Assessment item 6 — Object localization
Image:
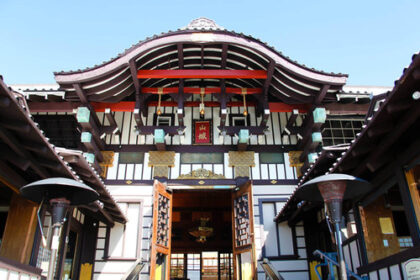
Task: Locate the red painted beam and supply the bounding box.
[141,87,262,94]
[137,70,267,79]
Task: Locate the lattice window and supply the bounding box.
[322,116,364,146]
[234,194,251,247]
[156,194,170,247]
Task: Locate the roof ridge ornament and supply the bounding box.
[183,17,225,31]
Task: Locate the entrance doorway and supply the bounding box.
[170,189,233,280]
[150,180,256,280]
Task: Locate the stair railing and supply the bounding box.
[313,250,367,280]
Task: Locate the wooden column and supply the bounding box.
[0,193,38,264]
[396,167,420,246]
[405,167,420,227]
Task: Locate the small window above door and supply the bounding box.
[154,113,174,126]
[229,114,250,127]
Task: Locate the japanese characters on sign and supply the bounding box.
[194,121,211,144]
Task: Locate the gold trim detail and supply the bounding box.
[228,151,255,167]
[177,168,225,179]
[148,151,175,167]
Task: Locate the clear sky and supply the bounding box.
[1,0,419,86]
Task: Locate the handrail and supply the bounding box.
[121,259,145,280]
[259,258,285,280]
[313,250,367,280]
[0,256,43,280]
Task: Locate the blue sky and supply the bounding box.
[1,0,419,86]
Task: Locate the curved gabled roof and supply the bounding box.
[54,18,348,104]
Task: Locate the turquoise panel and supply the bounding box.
[77,107,90,123]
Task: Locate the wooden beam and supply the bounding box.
[37,157,63,171]
[396,167,420,246]
[386,100,412,114]
[0,96,11,108]
[221,44,228,69]
[83,136,104,162]
[262,60,275,101]
[78,113,105,150]
[177,79,185,127]
[0,119,31,133]
[324,103,369,115]
[137,69,267,79]
[0,144,31,171]
[367,123,393,138]
[0,126,50,178]
[354,104,420,176]
[315,84,330,105]
[141,87,262,94]
[219,80,227,128]
[282,109,299,136]
[73,83,102,127]
[0,160,27,190]
[21,141,48,154]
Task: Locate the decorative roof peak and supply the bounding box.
[183,17,225,31]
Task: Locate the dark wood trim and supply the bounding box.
[0,255,42,276]
[352,205,369,266]
[357,245,420,274]
[396,167,420,246]
[103,179,299,186]
[105,144,296,153]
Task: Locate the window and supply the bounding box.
[260,200,296,258]
[170,254,185,279]
[180,153,224,164]
[154,113,174,126]
[259,153,285,164]
[229,114,250,127]
[322,116,364,146]
[119,152,144,164]
[106,201,142,259]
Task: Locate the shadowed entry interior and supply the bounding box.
[170,189,233,280]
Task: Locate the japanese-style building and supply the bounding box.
[0,18,418,280]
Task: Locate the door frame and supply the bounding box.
[150,180,173,280]
[231,181,256,280]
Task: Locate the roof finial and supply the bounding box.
[183,17,225,31]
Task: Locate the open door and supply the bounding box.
[150,180,173,280]
[232,181,256,280]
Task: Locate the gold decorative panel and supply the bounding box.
[288,151,303,177]
[228,151,255,167]
[148,151,175,167]
[235,166,250,178]
[153,166,169,178]
[101,151,115,167]
[288,151,303,166]
[177,168,225,179]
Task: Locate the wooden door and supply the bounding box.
[150,180,173,280]
[232,181,256,280]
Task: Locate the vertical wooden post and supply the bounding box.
[396,167,420,246]
[353,204,369,266]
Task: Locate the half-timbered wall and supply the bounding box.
[105,152,297,181]
[96,107,302,146]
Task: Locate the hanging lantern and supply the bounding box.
[200,88,205,115]
[157,88,163,115]
[242,88,248,116]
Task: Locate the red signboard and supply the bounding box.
[194,121,211,144]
